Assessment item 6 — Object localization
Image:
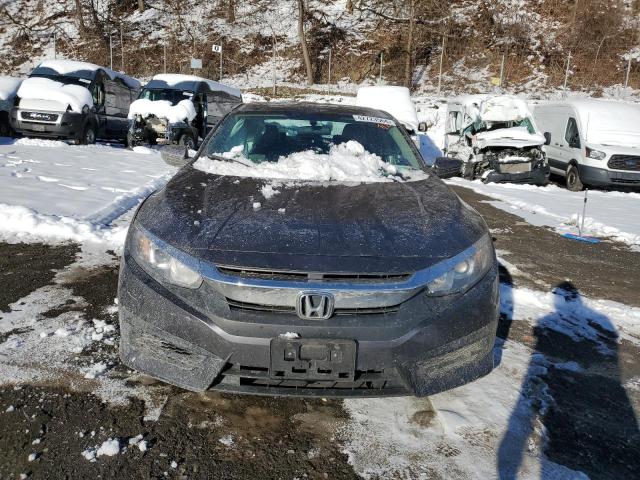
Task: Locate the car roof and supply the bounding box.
[233,102,397,120]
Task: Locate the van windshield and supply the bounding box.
[29,73,91,88]
[138,88,193,105]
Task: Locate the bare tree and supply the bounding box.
[227,0,236,23]
[404,0,416,88]
[74,0,85,35]
[297,0,314,85]
[138,0,145,13]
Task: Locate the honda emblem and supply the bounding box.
[296,292,335,320]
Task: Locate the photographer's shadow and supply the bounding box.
[497,281,640,479]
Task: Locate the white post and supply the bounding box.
[272,30,277,96]
[219,47,223,81]
[437,34,445,94]
[109,34,113,70]
[163,43,166,74]
[379,52,383,83]
[625,57,631,88]
[120,23,124,71]
[563,51,571,95]
[53,32,57,59]
[499,53,505,87]
[328,48,332,85]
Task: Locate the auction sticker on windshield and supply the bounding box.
[352,115,395,126]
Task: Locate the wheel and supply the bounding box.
[80,124,96,145]
[566,164,583,191]
[178,133,196,150]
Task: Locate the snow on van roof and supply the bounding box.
[449,95,531,122]
[0,76,22,101]
[34,59,141,90]
[146,74,241,97]
[537,98,640,147]
[355,86,419,131]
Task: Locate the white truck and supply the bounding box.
[444,95,549,185]
[533,99,640,190]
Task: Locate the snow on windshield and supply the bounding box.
[17,77,93,113]
[128,98,196,123]
[193,140,427,183]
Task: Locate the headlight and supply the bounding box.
[426,234,494,296]
[586,147,606,160]
[130,227,203,289]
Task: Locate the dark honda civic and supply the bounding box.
[118,102,499,397]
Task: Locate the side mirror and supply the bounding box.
[433,156,463,179]
[418,122,428,132]
[161,144,189,167]
[543,132,551,146]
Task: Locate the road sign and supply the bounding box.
[191,58,202,69]
[212,44,222,53]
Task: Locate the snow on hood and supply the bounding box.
[147,74,241,98]
[17,77,93,113]
[475,126,545,149]
[128,98,196,123]
[193,141,427,183]
[479,96,530,122]
[34,59,141,90]
[0,76,22,101]
[355,86,419,132]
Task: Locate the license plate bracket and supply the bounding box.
[270,338,356,381]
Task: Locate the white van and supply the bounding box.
[533,99,640,190]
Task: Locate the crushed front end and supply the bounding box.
[469,146,549,185]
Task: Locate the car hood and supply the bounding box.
[474,126,545,149]
[135,166,488,274]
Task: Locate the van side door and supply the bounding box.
[103,78,131,141]
[536,107,573,175]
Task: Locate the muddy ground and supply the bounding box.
[0,185,639,479]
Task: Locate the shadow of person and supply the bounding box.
[497,281,640,479]
[494,265,514,367]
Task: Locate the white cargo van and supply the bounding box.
[533,99,640,190]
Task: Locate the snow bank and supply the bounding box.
[356,86,419,132]
[128,98,196,123]
[17,77,93,113]
[0,76,22,101]
[147,73,241,97]
[446,178,640,250]
[194,141,427,183]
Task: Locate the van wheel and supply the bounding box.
[178,134,196,150]
[566,164,583,191]
[81,125,96,145]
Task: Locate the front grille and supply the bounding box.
[21,111,59,123]
[217,265,412,284]
[499,162,532,174]
[608,155,640,171]
[214,364,408,395]
[226,298,401,316]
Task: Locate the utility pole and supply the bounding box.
[271,29,277,96]
[499,53,505,88]
[563,51,571,95]
[437,34,445,94]
[379,52,383,83]
[328,48,332,85]
[109,34,113,70]
[163,43,167,74]
[219,43,223,81]
[53,32,57,59]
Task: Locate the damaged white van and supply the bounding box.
[127,74,242,149]
[533,99,640,190]
[444,95,549,185]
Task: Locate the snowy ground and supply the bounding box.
[0,98,639,478]
[0,138,175,246]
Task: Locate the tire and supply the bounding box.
[566,164,583,191]
[178,133,196,150]
[80,124,96,145]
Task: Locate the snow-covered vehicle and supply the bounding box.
[444,95,549,185]
[0,76,22,137]
[534,99,640,191]
[10,60,141,144]
[127,74,242,150]
[355,86,442,164]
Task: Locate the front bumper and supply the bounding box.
[10,108,85,140]
[118,255,499,397]
[485,164,549,185]
[579,164,640,188]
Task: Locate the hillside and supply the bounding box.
[1,0,640,95]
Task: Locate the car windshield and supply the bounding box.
[204,112,423,168]
[138,88,193,105]
[29,73,90,88]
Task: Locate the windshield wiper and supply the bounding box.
[207,153,252,168]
